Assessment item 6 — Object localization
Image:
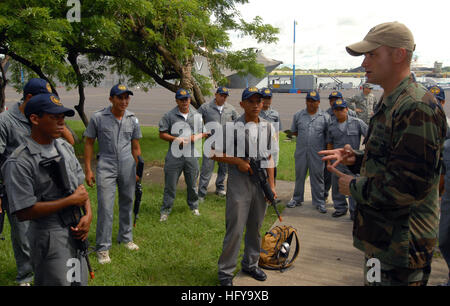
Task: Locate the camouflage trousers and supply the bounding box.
[364,257,431,286]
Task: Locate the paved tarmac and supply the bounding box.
[5,85,450,130]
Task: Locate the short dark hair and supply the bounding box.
[26,111,45,123]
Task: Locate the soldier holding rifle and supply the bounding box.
[1,93,92,286]
[210,87,277,286]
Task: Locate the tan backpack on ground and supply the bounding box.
[259,225,300,271]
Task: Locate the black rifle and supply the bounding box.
[133,156,144,227]
[248,158,282,222]
[0,184,5,241]
[39,156,94,281]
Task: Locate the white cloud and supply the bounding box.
[229,0,450,69]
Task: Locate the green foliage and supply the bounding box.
[225,48,267,78]
[0,0,279,103]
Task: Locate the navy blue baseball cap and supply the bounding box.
[306,90,320,101]
[241,87,262,101]
[428,85,445,101]
[25,93,75,118]
[110,84,134,97]
[176,88,191,100]
[260,87,273,98]
[23,78,53,97]
[332,99,348,109]
[216,86,230,96]
[328,91,343,99]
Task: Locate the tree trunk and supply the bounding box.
[67,50,89,127]
[179,60,205,109]
[0,56,8,112]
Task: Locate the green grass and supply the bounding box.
[0,184,282,286]
[0,119,287,286]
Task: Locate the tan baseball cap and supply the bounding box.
[346,21,415,56]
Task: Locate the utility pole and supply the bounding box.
[290,20,299,93]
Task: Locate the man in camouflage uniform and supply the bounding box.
[319,21,447,286]
[347,83,378,125]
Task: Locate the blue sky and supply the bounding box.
[229,0,449,69]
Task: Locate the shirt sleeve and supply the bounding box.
[359,120,369,137]
[232,109,238,121]
[290,113,299,134]
[0,119,8,156]
[132,117,143,139]
[159,114,170,133]
[2,159,37,214]
[275,112,282,131]
[83,116,98,139]
[326,123,333,144]
[198,105,206,118]
[347,96,357,111]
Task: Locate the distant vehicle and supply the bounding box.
[268,74,317,93]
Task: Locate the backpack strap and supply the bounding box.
[281,229,300,270]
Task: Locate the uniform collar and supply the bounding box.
[24,136,55,156]
[303,108,324,117]
[103,105,132,118]
[212,100,228,110]
[10,102,30,124]
[382,75,412,109]
[172,106,195,119]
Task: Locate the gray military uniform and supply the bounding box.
[260,107,282,132]
[217,115,272,282]
[347,92,378,125]
[291,108,331,208]
[326,116,368,213]
[159,106,204,215]
[1,137,88,286]
[84,106,142,251]
[324,107,357,199]
[0,102,33,284]
[197,100,238,198]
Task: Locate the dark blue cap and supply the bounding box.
[306,90,320,101]
[260,87,273,98]
[216,86,230,96]
[428,85,445,101]
[23,78,53,97]
[175,88,191,99]
[241,87,262,101]
[110,84,134,97]
[25,93,75,118]
[328,91,343,99]
[332,99,348,109]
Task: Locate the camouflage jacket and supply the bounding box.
[349,75,447,269]
[347,92,378,125]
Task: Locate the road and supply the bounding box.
[4,86,450,130]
